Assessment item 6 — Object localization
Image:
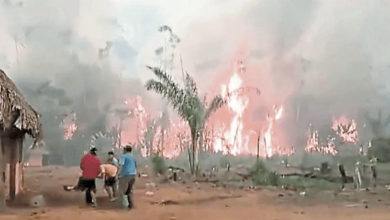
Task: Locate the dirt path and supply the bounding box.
[1,166,390,220]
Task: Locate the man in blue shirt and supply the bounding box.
[118,145,137,209]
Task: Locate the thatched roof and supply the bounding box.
[0,69,42,139]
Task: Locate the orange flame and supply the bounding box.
[332,116,358,143]
[305,129,338,155]
[220,64,250,155]
[61,112,77,140]
[260,105,291,157]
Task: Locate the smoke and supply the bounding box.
[164,0,390,147]
[1,0,390,159]
[0,0,147,163]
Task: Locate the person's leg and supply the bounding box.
[90,189,97,207]
[91,180,97,206]
[104,185,112,199]
[112,178,117,198]
[126,177,136,209]
[85,179,97,206]
[104,179,113,199]
[118,177,128,207]
[86,188,92,204]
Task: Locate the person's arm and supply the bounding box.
[80,157,84,171]
[97,159,102,177]
[117,156,125,178]
[98,165,105,179]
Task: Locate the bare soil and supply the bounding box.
[1,166,390,220]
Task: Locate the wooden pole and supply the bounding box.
[9,140,16,201]
[0,135,6,209]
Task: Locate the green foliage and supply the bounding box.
[366,110,390,138]
[151,155,167,175]
[145,66,225,133]
[279,176,336,190]
[145,66,225,174]
[251,161,279,186]
[369,137,390,162]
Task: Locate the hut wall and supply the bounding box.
[0,135,23,200]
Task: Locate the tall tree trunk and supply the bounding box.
[195,131,204,176]
[190,129,197,175]
[187,146,192,174]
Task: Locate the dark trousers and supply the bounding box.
[77,178,96,204]
[118,175,136,208]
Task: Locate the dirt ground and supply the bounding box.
[1,166,390,220]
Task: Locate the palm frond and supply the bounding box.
[146,66,180,90]
[145,80,184,110]
[184,73,198,97]
[205,95,225,120]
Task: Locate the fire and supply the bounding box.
[305,128,338,155]
[220,61,250,155]
[122,96,187,159]
[260,105,293,157]
[332,116,358,143]
[212,61,293,157]
[60,112,78,140]
[305,129,319,152]
[156,119,188,159]
[263,106,282,157]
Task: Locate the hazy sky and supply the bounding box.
[1,0,390,141]
[1,1,389,85]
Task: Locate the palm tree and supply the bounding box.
[145,66,225,175]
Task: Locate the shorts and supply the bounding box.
[104,177,117,187]
[77,177,96,191]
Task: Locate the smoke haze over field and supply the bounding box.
[1,0,390,158]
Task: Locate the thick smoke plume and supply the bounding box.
[1,0,390,161]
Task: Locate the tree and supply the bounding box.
[145,67,224,175]
[366,110,390,138]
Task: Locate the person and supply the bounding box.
[78,147,101,207]
[107,151,119,167]
[100,163,118,201]
[118,145,137,209]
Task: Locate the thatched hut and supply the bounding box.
[0,69,42,202]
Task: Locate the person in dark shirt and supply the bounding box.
[78,147,101,207]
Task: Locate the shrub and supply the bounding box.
[369,138,390,162]
[151,155,167,175]
[251,160,279,186]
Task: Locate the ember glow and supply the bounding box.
[332,116,359,143]
[60,112,78,140]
